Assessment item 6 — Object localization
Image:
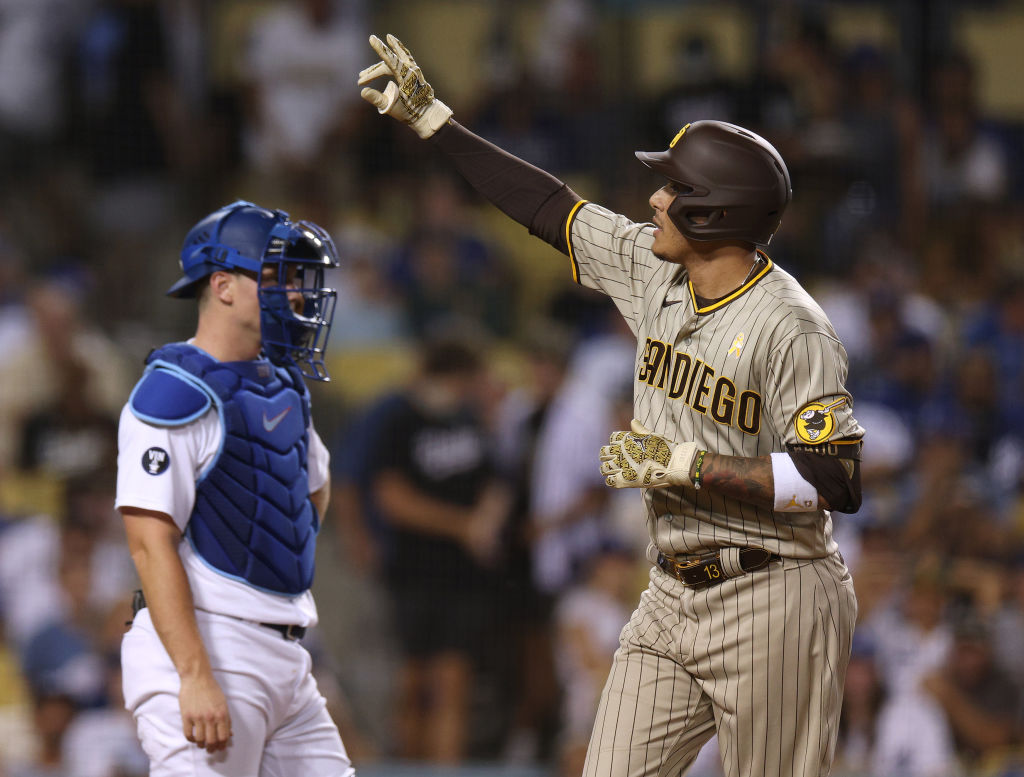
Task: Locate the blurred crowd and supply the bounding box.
[1,0,1024,775]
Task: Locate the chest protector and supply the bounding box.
[131,343,317,595]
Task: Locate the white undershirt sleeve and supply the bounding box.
[770,451,819,513]
[114,405,220,531]
[307,425,330,494]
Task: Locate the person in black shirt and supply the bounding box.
[367,337,509,763]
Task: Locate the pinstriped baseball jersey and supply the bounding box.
[584,554,857,777]
[566,202,864,561]
[566,199,859,777]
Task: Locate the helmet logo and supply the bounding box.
[669,123,691,149]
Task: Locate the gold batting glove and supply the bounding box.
[599,419,699,489]
[357,33,453,139]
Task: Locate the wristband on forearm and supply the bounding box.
[770,451,818,512]
[692,450,707,490]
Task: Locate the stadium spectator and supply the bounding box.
[388,173,518,338]
[863,561,958,777]
[922,616,1024,772]
[990,565,1024,722]
[366,336,509,763]
[921,51,1011,211]
[0,272,130,473]
[528,327,634,597]
[17,357,118,480]
[834,634,886,776]
[552,539,637,777]
[71,0,188,233]
[243,0,367,178]
[8,690,77,777]
[491,325,574,764]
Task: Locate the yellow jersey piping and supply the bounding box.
[565,199,589,284]
[689,250,774,314]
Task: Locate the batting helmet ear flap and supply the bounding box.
[667,201,729,233]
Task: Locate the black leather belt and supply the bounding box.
[656,548,780,589]
[130,590,306,640]
[261,622,306,640]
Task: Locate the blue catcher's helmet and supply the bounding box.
[168,200,339,381]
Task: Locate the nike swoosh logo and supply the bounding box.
[662,299,684,307]
[262,407,292,432]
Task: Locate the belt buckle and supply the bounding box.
[670,554,706,572]
[664,553,712,586]
[283,624,303,640]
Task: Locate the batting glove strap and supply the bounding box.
[358,34,453,139]
[599,426,699,489]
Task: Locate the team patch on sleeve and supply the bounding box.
[142,447,171,475]
[794,398,846,444]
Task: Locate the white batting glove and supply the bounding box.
[357,33,453,139]
[599,419,700,489]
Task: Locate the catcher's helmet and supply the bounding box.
[168,200,339,381]
[635,120,792,246]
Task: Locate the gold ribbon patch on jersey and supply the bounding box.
[727,332,745,357]
[794,398,846,444]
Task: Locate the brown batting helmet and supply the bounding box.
[635,120,792,246]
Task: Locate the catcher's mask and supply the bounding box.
[635,120,792,246]
[168,200,339,381]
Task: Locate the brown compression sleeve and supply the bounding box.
[788,451,862,514]
[430,121,582,255]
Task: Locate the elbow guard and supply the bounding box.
[787,448,863,514]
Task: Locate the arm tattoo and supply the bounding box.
[698,453,775,510]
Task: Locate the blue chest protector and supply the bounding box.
[129,343,317,595]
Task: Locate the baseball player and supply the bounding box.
[359,35,864,777]
[115,201,355,776]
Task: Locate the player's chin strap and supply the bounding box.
[358,33,453,139]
